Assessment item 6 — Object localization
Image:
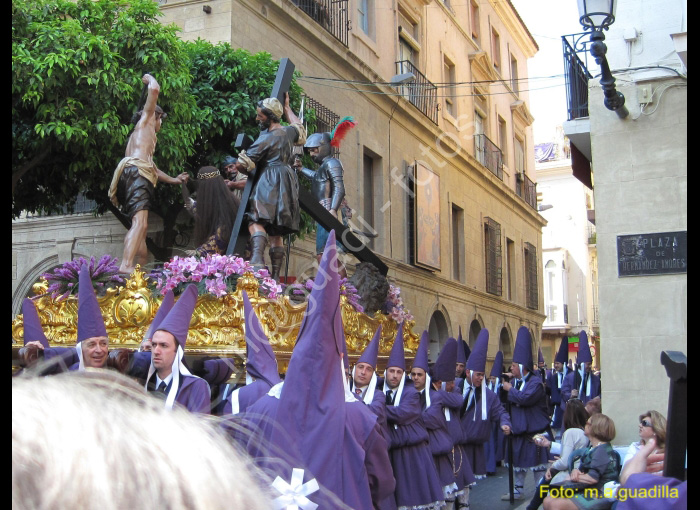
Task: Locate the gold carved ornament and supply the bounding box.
[12,267,419,373]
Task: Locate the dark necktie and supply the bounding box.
[516,379,523,390]
[386,389,394,405]
[420,390,427,410]
[158,381,167,394]
[460,387,472,417]
[355,388,362,396]
[582,372,589,396]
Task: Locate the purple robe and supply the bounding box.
[505,373,550,471]
[223,380,272,415]
[561,369,601,405]
[422,389,459,497]
[355,388,390,443]
[148,373,211,414]
[616,473,687,510]
[244,393,396,509]
[547,368,569,429]
[459,385,511,477]
[386,384,444,508]
[443,385,476,490]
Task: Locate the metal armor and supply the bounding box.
[304,132,332,164]
[298,156,345,212]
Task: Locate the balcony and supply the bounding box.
[516,172,537,210]
[587,225,597,245]
[395,60,439,124]
[562,33,593,121]
[290,0,349,46]
[474,134,503,180]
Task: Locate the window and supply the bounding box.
[484,217,502,295]
[510,54,519,95]
[452,205,465,282]
[358,0,369,35]
[506,238,514,300]
[491,28,501,69]
[405,163,415,264]
[545,260,557,322]
[398,8,419,45]
[470,0,480,42]
[515,136,525,175]
[498,116,508,162]
[524,242,538,309]
[474,110,485,165]
[444,57,456,117]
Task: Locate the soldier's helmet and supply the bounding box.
[304,132,332,164]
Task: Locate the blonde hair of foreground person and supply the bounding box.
[12,370,272,510]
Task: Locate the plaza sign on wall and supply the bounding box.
[617,231,687,277]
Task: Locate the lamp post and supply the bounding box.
[577,0,629,119]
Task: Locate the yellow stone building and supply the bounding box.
[12,0,546,371]
[158,0,545,366]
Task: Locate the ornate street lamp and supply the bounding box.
[577,0,629,118]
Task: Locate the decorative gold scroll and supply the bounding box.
[12,267,419,372]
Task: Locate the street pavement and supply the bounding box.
[468,463,537,510]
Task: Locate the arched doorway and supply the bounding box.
[428,310,449,363]
[468,319,482,348]
[499,326,512,368]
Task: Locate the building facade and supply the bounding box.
[563,0,686,444]
[12,0,547,370]
[536,139,599,369]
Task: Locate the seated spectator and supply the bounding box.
[543,413,620,510]
[527,399,590,510]
[12,370,271,509]
[616,437,686,510]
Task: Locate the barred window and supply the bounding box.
[484,217,502,296]
[524,242,539,309]
[305,96,339,158]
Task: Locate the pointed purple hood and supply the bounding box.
[432,337,457,382]
[456,327,471,364]
[144,291,175,341]
[490,350,504,378]
[277,229,346,496]
[513,326,533,369]
[357,325,381,368]
[411,330,430,372]
[156,284,198,348]
[555,336,569,364]
[576,330,592,364]
[386,321,406,370]
[22,298,49,348]
[465,328,489,372]
[77,264,108,343]
[243,291,281,387]
[538,347,545,365]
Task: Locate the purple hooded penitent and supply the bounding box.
[145,285,210,412]
[576,330,592,364]
[142,291,175,344]
[411,331,430,372]
[387,321,406,370]
[456,327,470,365]
[22,298,49,348]
[465,328,489,373]
[490,351,504,379]
[357,325,380,368]
[538,347,545,365]
[555,336,569,364]
[77,264,108,343]
[432,337,457,382]
[274,229,348,503]
[512,326,533,369]
[243,290,281,387]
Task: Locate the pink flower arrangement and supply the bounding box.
[385,284,414,323]
[150,254,282,300]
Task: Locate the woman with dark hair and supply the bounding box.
[182,166,240,256]
[526,399,591,510]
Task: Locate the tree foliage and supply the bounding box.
[13,0,316,256]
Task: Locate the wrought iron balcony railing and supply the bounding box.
[290,0,349,46]
[395,60,439,124]
[516,172,537,211]
[562,33,594,120]
[474,134,503,180]
[587,225,597,245]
